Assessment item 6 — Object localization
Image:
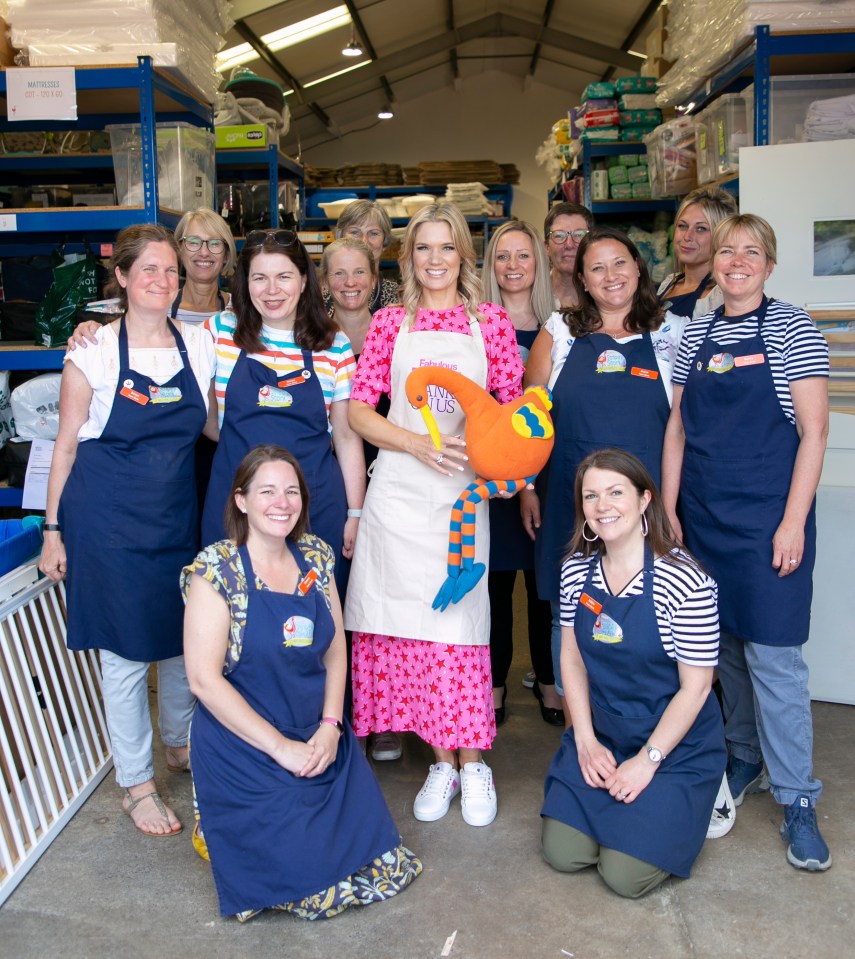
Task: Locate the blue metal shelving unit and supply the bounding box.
[0,58,214,508]
[581,142,676,214]
[685,25,855,145]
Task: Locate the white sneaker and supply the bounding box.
[706,773,736,839]
[371,731,402,761]
[460,762,497,827]
[413,762,460,822]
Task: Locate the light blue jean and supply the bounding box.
[551,600,564,697]
[100,651,195,788]
[717,632,822,806]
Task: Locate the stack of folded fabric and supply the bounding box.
[803,93,855,141]
[444,182,492,215]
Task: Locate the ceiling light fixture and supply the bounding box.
[378,105,394,119]
[342,26,363,58]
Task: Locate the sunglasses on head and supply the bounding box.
[245,229,299,248]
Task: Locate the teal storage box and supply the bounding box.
[0,518,42,577]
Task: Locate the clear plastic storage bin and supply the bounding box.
[694,93,753,184]
[743,74,855,145]
[107,122,215,212]
[643,116,697,197]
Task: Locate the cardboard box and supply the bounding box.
[215,125,268,149]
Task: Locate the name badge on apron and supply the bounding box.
[734,353,766,368]
[630,366,659,380]
[119,379,149,405]
[278,369,312,389]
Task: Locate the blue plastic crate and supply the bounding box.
[0,518,43,577]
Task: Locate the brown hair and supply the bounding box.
[230,234,336,353]
[224,444,310,546]
[712,212,777,263]
[544,201,594,238]
[334,199,393,249]
[566,448,694,571]
[105,224,179,310]
[564,226,663,337]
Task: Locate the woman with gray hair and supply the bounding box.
[332,199,400,314]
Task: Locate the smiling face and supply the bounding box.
[342,216,386,262]
[179,218,226,284]
[115,241,179,315]
[247,251,307,329]
[324,246,374,313]
[494,228,537,296]
[412,220,461,296]
[547,213,590,276]
[580,238,640,316]
[236,459,303,542]
[674,203,713,270]
[581,467,651,548]
[712,228,775,311]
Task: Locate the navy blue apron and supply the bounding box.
[659,272,712,319]
[489,327,539,571]
[679,298,816,646]
[201,348,346,558]
[535,331,670,601]
[542,548,725,877]
[60,319,206,661]
[190,541,400,917]
[170,281,226,319]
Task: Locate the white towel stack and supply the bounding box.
[444,182,492,215]
[803,93,855,141]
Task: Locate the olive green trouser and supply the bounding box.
[542,816,670,899]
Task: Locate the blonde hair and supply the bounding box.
[174,208,237,277]
[712,213,777,264]
[319,236,378,283]
[673,187,738,273]
[399,201,483,321]
[481,219,554,325]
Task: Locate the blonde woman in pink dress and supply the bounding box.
[344,202,524,828]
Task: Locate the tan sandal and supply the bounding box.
[123,790,183,837]
[165,747,191,773]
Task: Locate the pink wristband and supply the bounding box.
[320,716,344,733]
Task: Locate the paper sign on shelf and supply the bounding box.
[0,214,17,232]
[22,439,55,511]
[6,68,78,122]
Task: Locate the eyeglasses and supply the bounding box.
[548,229,589,244]
[345,226,385,243]
[181,235,225,253]
[245,229,298,247]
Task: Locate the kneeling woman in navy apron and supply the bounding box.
[542,448,725,898]
[201,232,365,586]
[40,224,217,837]
[183,445,422,921]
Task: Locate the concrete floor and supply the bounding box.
[1,630,852,958]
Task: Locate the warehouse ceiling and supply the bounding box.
[223,0,661,157]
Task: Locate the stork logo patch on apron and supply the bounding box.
[593,612,624,644]
[258,384,293,407]
[282,615,315,647]
[596,349,626,373]
[149,385,182,404]
[706,352,734,374]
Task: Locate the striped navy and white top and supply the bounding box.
[560,550,720,666]
[672,299,829,425]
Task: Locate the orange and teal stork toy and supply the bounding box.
[405,367,555,611]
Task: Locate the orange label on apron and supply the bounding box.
[734,353,766,368]
[119,385,149,405]
[630,367,659,380]
[579,592,603,615]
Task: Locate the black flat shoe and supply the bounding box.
[540,705,565,726]
[532,682,564,726]
[494,685,507,726]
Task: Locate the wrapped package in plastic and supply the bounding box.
[658,0,855,107]
[643,116,698,197]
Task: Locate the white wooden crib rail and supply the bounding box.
[0,566,112,906]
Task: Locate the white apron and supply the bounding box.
[345,312,490,645]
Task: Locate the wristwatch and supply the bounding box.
[645,744,665,764]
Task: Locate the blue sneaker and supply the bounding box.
[726,756,769,807]
[781,795,832,872]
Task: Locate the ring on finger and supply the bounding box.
[436,454,444,465]
[789,559,798,565]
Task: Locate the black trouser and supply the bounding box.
[487,568,554,689]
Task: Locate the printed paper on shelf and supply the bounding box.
[6,68,78,122]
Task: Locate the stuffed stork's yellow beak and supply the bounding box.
[419,405,443,451]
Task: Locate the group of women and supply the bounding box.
[39,184,831,920]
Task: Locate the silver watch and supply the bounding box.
[645,744,665,764]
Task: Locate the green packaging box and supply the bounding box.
[215,125,268,149]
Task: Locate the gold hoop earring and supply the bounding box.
[582,520,599,543]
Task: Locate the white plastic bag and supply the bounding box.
[10,373,62,440]
[0,371,14,448]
